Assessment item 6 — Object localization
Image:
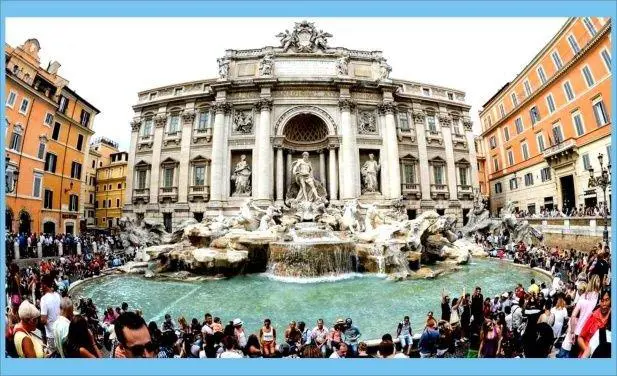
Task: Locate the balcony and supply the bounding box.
[401,183,421,199]
[132,188,150,204]
[159,186,179,203]
[430,184,449,200]
[188,185,210,202]
[543,139,576,159]
[543,139,578,168]
[457,184,473,200]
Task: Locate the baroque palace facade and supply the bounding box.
[124,22,479,231]
[478,17,611,215]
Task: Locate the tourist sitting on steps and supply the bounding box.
[396,316,413,356]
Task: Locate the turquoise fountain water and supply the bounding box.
[71,259,549,340]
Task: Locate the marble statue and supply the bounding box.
[361,154,380,194]
[250,201,282,232]
[291,152,322,203]
[217,58,230,79]
[231,155,252,196]
[339,199,362,234]
[276,29,295,51]
[379,60,392,79]
[259,53,274,76]
[313,29,332,50]
[276,21,332,53]
[336,56,349,75]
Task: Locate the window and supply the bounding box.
[536,133,545,152]
[103,200,106,208]
[433,165,445,185]
[458,166,469,186]
[583,17,597,36]
[6,91,17,107]
[537,66,547,85]
[103,185,106,191]
[140,118,153,137]
[447,92,454,100]
[44,113,54,126]
[44,190,53,209]
[194,166,205,186]
[524,173,534,186]
[489,136,497,149]
[398,113,410,131]
[116,198,120,207]
[521,142,530,160]
[494,182,503,194]
[80,110,91,127]
[452,118,463,135]
[58,95,68,114]
[582,153,591,170]
[168,114,180,133]
[71,162,82,180]
[571,110,585,136]
[164,167,174,187]
[509,178,518,190]
[515,117,524,134]
[44,153,57,173]
[601,48,611,72]
[563,81,575,102]
[197,111,209,130]
[76,134,84,151]
[9,130,22,152]
[541,167,552,182]
[118,183,122,189]
[492,157,499,172]
[546,94,556,114]
[507,149,514,166]
[19,98,30,114]
[108,199,111,208]
[33,173,42,198]
[503,126,510,141]
[567,34,581,54]
[592,98,609,127]
[524,80,532,96]
[37,142,46,159]
[136,170,147,189]
[89,193,93,204]
[52,122,61,140]
[552,123,564,144]
[422,88,431,96]
[582,66,595,87]
[551,51,563,70]
[403,164,416,184]
[426,115,437,132]
[69,195,79,212]
[529,107,540,125]
[499,103,505,118]
[511,92,518,107]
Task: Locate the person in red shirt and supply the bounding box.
[515,284,525,300]
[578,289,611,358]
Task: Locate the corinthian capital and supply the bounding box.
[462,117,473,131]
[154,114,167,127]
[338,98,355,111]
[212,101,231,114]
[182,109,196,123]
[378,102,397,115]
[255,98,273,111]
[130,118,142,132]
[438,114,452,126]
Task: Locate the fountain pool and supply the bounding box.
[71,259,549,340]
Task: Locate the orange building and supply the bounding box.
[5,38,99,235]
[478,17,611,215]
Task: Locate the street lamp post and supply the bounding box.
[587,153,611,247]
[5,155,19,193]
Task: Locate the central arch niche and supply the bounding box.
[282,113,329,151]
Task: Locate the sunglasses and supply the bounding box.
[125,341,157,357]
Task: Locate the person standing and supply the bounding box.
[52,297,74,358]
[13,301,45,358]
[40,274,61,354]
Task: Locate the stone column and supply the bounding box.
[339,99,359,200]
[178,109,196,203]
[275,147,284,202]
[413,111,432,202]
[440,115,458,200]
[149,114,167,203]
[319,150,327,188]
[463,118,479,191]
[125,119,141,208]
[328,147,338,201]
[381,103,401,199]
[286,153,292,193]
[209,102,230,204]
[378,112,390,197]
[255,98,273,202]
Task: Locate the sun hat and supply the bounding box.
[232,318,243,326]
[502,292,509,298]
[335,318,345,325]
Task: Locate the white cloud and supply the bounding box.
[6,17,566,150]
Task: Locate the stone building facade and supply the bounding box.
[123,22,478,231]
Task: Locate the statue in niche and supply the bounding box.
[361,153,380,194]
[217,58,230,79]
[231,155,251,196]
[259,53,274,76]
[233,111,253,134]
[291,152,322,203]
[358,111,377,134]
[336,56,349,75]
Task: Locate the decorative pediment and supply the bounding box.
[134,160,151,170]
[160,157,179,167]
[190,155,211,164]
[455,158,470,166]
[400,154,418,162]
[430,156,446,165]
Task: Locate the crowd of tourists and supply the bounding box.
[5,232,124,260]
[5,237,610,359]
[515,203,610,219]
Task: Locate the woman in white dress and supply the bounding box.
[550,296,569,339]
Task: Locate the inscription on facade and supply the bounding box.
[274,60,336,77]
[237,63,257,77]
[353,64,372,78]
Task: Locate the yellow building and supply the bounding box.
[95,151,128,230]
[84,137,119,231]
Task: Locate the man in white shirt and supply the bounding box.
[53,297,74,357]
[40,274,61,353]
[329,342,348,358]
[310,319,329,357]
